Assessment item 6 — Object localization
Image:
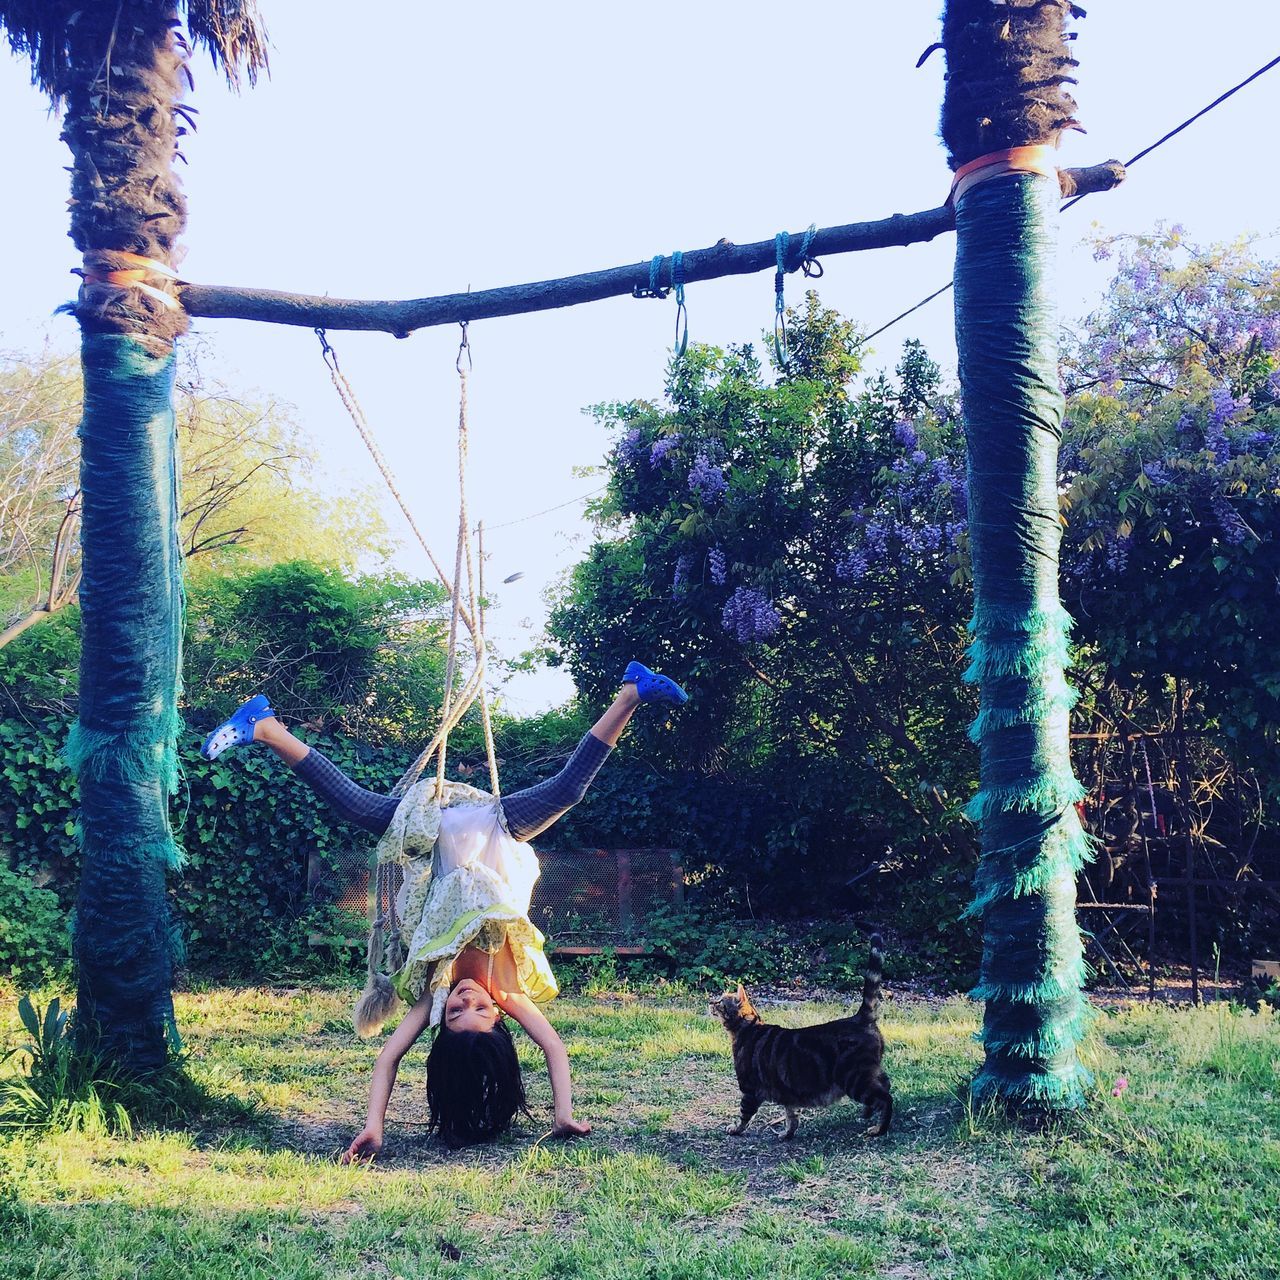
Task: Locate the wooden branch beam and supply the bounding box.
[178,161,1124,336]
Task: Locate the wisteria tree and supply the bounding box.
[551,299,979,874]
[1060,231,1280,773]
[554,221,1280,1040]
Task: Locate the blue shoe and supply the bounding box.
[622,661,689,706]
[201,694,275,760]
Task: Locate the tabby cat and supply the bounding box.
[710,934,892,1140]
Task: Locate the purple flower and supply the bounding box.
[1210,385,1246,430]
[1130,261,1155,293]
[1142,461,1171,486]
[617,427,645,467]
[688,452,728,504]
[893,421,918,450]
[708,546,727,586]
[721,587,781,643]
[1104,536,1131,574]
[1252,316,1280,352]
[836,549,870,582]
[910,449,928,466]
[649,434,682,468]
[672,554,692,596]
[1212,496,1250,545]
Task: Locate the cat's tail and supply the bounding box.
[856,933,885,1022]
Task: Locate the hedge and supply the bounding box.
[4,714,881,978]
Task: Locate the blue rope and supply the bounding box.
[773,224,819,367]
[671,250,688,357]
[798,222,818,270]
[774,233,790,365]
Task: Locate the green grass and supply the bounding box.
[1,986,1277,1279]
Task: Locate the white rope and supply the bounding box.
[434,343,473,795]
[476,520,501,797]
[316,326,501,802]
[319,333,479,643]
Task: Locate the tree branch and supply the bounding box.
[177,163,1125,335]
[0,596,74,649]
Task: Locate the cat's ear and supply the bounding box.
[735,982,748,1003]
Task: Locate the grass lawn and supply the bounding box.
[1,983,1277,1279]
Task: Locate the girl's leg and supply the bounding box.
[500,685,642,842]
[254,717,400,837]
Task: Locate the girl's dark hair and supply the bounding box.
[426,1016,528,1148]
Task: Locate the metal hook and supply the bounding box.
[456,321,472,373]
[315,326,339,372]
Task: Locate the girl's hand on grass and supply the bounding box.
[341,1127,383,1164]
[549,1117,592,1140]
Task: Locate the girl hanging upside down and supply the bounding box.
[200,662,688,1157]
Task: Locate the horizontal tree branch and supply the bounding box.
[178,161,1125,336]
[0,596,76,649]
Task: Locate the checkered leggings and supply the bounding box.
[291,730,613,843]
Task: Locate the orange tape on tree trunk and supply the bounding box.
[949,145,1059,205]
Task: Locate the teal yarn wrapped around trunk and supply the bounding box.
[953,174,1093,1111]
[68,334,185,1070]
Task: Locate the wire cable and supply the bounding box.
[478,484,609,532]
[859,52,1280,348]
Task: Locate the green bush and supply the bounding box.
[0,866,67,986]
[0,994,253,1135]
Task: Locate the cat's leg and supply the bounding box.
[866,1073,893,1136]
[728,1093,762,1135]
[778,1107,799,1140]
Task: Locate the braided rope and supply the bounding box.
[434,345,473,795]
[318,331,478,641]
[476,521,501,797]
[316,327,500,801]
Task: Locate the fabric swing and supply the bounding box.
[316,325,510,1033]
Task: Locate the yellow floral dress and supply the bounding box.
[376,780,557,1028]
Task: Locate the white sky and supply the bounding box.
[2,3,1277,713]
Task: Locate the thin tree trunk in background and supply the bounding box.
[942,0,1093,1111]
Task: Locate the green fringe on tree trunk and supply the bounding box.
[67,333,185,1070]
[954,174,1093,1111]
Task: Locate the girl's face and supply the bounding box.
[444,978,500,1033]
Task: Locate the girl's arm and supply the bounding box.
[496,991,591,1138]
[341,978,435,1163]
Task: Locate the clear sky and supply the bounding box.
[2,3,1277,713]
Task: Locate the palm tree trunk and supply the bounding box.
[942,0,1092,1111]
[60,2,191,1070]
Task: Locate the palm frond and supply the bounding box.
[185,0,270,89]
[0,0,78,99]
[0,0,269,101]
